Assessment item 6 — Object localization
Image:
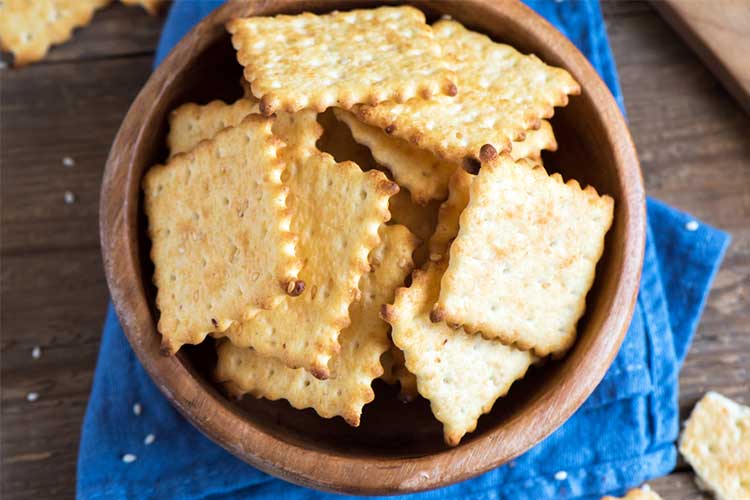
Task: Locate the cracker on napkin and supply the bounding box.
[216,224,418,425]
[143,114,301,354]
[679,391,750,500]
[227,6,456,115]
[222,149,398,379]
[601,486,663,500]
[388,187,439,268]
[383,259,536,445]
[355,20,578,164]
[380,343,419,402]
[432,156,613,357]
[0,0,109,66]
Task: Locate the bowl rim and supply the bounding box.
[99,0,646,494]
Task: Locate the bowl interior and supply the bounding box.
[130,0,633,464]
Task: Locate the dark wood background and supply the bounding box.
[1,2,748,498]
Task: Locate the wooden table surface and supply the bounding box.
[1,2,747,498]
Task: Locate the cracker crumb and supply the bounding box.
[26,392,39,402]
[121,453,137,463]
[144,433,156,445]
[554,470,568,480]
[685,220,699,231]
[31,346,41,359]
[132,403,142,416]
[62,156,75,167]
[64,191,76,204]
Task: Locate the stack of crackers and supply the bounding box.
[143,6,615,446]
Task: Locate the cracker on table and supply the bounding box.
[380,343,419,402]
[382,260,536,445]
[679,391,750,500]
[601,486,663,500]
[143,114,301,354]
[432,156,614,357]
[216,224,418,425]
[354,20,578,164]
[0,0,110,66]
[120,0,163,15]
[222,149,398,379]
[388,187,439,268]
[334,108,456,205]
[227,6,456,115]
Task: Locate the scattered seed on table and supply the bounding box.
[62,156,75,167]
[133,403,142,416]
[31,346,41,359]
[144,433,156,445]
[121,453,137,463]
[554,470,568,481]
[685,220,699,231]
[27,392,39,402]
[64,191,76,204]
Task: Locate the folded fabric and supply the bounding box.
[77,1,731,499]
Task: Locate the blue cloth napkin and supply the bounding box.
[77,1,731,498]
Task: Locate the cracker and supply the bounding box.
[0,0,109,66]
[227,6,456,115]
[601,487,663,500]
[120,0,162,15]
[222,151,398,379]
[388,187,438,268]
[432,156,614,357]
[382,260,536,445]
[216,224,418,425]
[334,109,455,204]
[679,391,750,500]
[354,20,578,164]
[143,114,301,354]
[380,343,419,402]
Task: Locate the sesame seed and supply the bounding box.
[144,433,156,445]
[121,453,137,463]
[64,191,76,204]
[554,470,568,481]
[685,220,699,231]
[132,403,142,416]
[27,392,39,402]
[31,346,41,359]
[62,156,75,167]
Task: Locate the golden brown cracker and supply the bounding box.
[355,20,577,164]
[0,0,110,66]
[227,6,455,115]
[432,156,614,357]
[383,260,536,445]
[143,114,301,354]
[679,391,750,500]
[222,151,398,379]
[216,224,418,425]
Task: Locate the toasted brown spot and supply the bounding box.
[380,303,394,322]
[211,318,219,328]
[286,279,305,296]
[430,307,445,323]
[462,157,481,175]
[479,144,498,162]
[445,81,458,96]
[378,179,400,196]
[310,366,329,380]
[259,96,276,116]
[385,124,396,134]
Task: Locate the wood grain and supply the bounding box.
[650,0,750,112]
[0,1,748,499]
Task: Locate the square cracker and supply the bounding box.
[432,156,614,357]
[601,487,663,500]
[382,260,536,446]
[222,150,398,379]
[354,20,578,164]
[227,6,456,115]
[337,107,556,204]
[380,343,419,403]
[216,224,419,426]
[0,0,109,66]
[143,114,301,354]
[679,391,750,500]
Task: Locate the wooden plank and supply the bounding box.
[0,2,163,66]
[651,0,750,112]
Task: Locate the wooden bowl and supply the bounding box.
[100,0,645,494]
